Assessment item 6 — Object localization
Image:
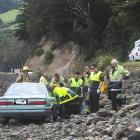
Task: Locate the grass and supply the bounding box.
[123,61,140,72]
[0,9,19,24]
[7,23,19,30]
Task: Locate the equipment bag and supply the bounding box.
[101,81,109,94]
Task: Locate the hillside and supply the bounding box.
[0,9,19,24]
[0,1,30,72]
[0,0,22,13]
[26,41,79,76]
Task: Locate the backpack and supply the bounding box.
[100,81,109,94]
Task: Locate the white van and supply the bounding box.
[129,39,140,61]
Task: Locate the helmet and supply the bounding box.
[22,66,29,71]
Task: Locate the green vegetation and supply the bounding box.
[0,0,22,13]
[15,0,140,61]
[0,9,19,24]
[123,62,140,72]
[34,48,44,57]
[44,50,54,65]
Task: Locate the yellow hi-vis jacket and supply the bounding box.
[39,76,49,86]
[53,87,78,104]
[69,78,83,88]
[109,65,130,81]
[90,71,102,82]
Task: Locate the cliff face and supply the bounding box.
[26,40,79,76]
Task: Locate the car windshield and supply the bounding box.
[5,84,47,96]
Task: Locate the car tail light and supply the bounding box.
[0,101,14,105]
[29,101,47,105]
[136,52,139,56]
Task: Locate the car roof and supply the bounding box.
[5,83,48,97]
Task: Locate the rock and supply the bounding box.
[85,115,101,125]
[122,121,128,125]
[108,116,116,125]
[112,127,130,140]
[98,109,113,117]
[117,103,140,116]
[134,94,140,103]
[128,129,140,140]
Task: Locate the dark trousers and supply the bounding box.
[89,88,100,113]
[59,97,83,119]
[108,91,118,111]
[109,81,122,111]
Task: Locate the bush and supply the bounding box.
[44,49,54,64]
[51,42,57,51]
[34,48,44,56]
[35,69,42,81]
[0,18,3,25]
[94,54,113,72]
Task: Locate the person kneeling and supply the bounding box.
[48,86,82,119]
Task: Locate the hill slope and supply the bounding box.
[0,0,22,13]
[0,9,19,23]
[26,40,79,76]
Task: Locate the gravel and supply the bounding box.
[0,72,140,140]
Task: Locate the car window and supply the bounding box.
[5,84,47,96]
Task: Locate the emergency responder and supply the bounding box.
[82,65,90,98]
[68,71,83,96]
[89,64,104,113]
[39,69,49,86]
[50,73,65,87]
[16,66,31,83]
[82,66,91,114]
[109,59,130,111]
[48,85,81,119]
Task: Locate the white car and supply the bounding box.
[129,46,140,61]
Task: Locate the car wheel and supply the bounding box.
[51,105,58,122]
[1,117,10,126]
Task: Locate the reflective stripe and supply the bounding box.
[59,95,78,104]
[110,89,122,91]
[53,87,78,104]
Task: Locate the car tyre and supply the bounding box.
[1,117,10,126]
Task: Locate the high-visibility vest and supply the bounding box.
[109,65,130,81]
[90,71,102,82]
[69,78,83,88]
[50,77,65,87]
[53,87,78,104]
[39,76,49,85]
[84,77,90,86]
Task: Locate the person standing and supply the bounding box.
[39,70,49,86]
[16,66,31,83]
[82,65,91,98]
[89,64,104,113]
[109,59,130,111]
[68,71,83,96]
[50,73,65,87]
